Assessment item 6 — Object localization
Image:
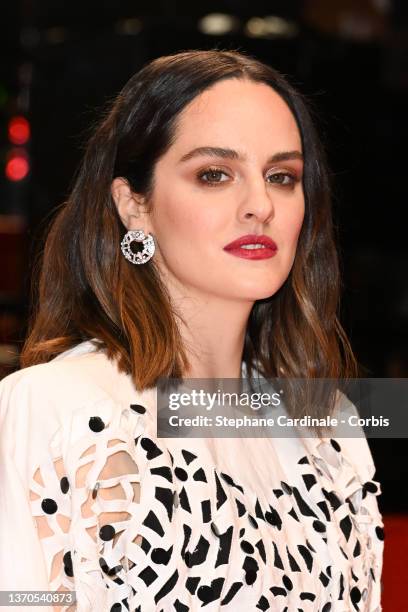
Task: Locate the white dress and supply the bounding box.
[0,340,384,612]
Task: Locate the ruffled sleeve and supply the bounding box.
[0,369,154,612]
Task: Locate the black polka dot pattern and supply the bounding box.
[99,525,116,541]
[41,498,58,514]
[27,400,383,611]
[330,439,341,452]
[63,551,73,577]
[350,585,361,604]
[130,404,147,414]
[282,575,293,590]
[60,476,69,494]
[375,526,385,541]
[364,481,378,494]
[174,467,188,481]
[88,416,105,432]
[312,520,326,533]
[240,540,254,554]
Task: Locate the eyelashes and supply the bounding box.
[195,166,300,189]
[196,167,230,186]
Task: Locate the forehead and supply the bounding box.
[171,78,302,153]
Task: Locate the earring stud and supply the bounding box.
[120,229,155,264]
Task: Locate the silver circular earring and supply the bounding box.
[120,229,155,264]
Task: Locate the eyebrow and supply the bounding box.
[178,146,303,164]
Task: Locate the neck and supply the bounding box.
[171,288,253,380]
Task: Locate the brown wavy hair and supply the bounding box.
[21,49,358,424]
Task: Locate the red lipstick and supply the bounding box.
[223,234,278,260]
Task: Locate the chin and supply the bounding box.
[225,287,280,302]
[236,279,285,299]
[252,290,280,301]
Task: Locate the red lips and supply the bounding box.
[223,234,278,251]
[223,234,278,260]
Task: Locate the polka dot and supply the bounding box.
[25,389,384,611]
[312,520,326,533]
[63,551,73,577]
[282,575,293,590]
[270,586,287,597]
[174,467,188,481]
[364,481,378,494]
[240,540,254,554]
[350,586,361,604]
[99,525,116,541]
[89,416,105,432]
[63,564,74,578]
[41,498,58,514]
[130,404,146,414]
[330,439,341,452]
[375,526,384,541]
[60,477,69,494]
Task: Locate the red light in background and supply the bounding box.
[8,116,30,145]
[5,149,30,181]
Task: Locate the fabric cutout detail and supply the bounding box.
[27,394,383,612]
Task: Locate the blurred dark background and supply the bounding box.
[0,0,407,521]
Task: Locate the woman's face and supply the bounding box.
[144,77,305,302]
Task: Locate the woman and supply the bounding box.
[0,50,383,611]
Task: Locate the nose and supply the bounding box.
[237,174,275,224]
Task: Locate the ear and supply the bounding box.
[111,177,150,230]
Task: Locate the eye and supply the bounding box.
[266,171,297,187]
[196,167,230,186]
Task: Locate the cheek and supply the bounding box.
[290,211,305,245]
[277,198,305,248]
[154,191,224,244]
